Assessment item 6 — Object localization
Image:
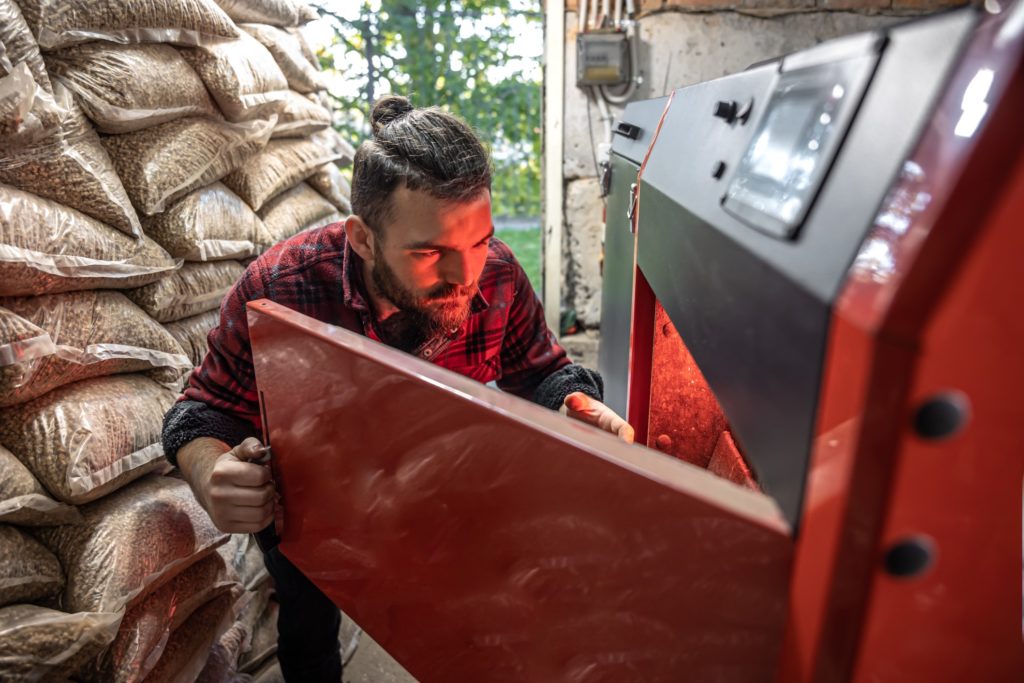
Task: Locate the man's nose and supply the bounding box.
[443,251,475,287]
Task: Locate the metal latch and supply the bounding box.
[626,182,638,232]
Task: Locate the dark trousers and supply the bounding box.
[262,546,343,682]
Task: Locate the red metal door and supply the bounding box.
[249,300,792,682]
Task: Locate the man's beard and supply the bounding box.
[370,247,476,336]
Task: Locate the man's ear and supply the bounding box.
[345,215,376,262]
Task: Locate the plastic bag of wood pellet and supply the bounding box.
[35,475,228,614]
[0,185,180,297]
[197,620,253,683]
[0,291,191,406]
[102,115,276,216]
[0,525,64,607]
[285,26,319,69]
[213,0,305,27]
[306,162,351,214]
[241,24,324,94]
[0,82,143,237]
[239,594,279,673]
[270,90,330,139]
[0,605,121,681]
[217,534,270,591]
[16,0,240,51]
[45,43,219,134]
[147,589,243,683]
[317,127,355,167]
[91,552,240,683]
[0,444,80,526]
[0,62,60,147]
[223,134,341,211]
[143,183,272,262]
[0,375,176,504]
[0,0,52,93]
[164,309,220,368]
[258,182,337,245]
[181,32,289,123]
[127,260,245,324]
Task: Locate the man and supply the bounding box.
[161,96,632,682]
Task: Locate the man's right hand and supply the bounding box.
[176,436,275,534]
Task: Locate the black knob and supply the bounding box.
[711,161,727,179]
[713,100,738,122]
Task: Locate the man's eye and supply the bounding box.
[413,251,439,258]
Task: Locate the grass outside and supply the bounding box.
[494,227,542,294]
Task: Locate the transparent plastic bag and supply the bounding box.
[127,260,245,324]
[0,82,143,237]
[213,0,303,27]
[45,42,219,134]
[318,126,355,167]
[271,89,330,139]
[0,0,52,93]
[0,290,192,407]
[305,162,351,214]
[16,0,240,51]
[240,24,324,94]
[238,593,278,673]
[0,444,81,526]
[143,182,271,262]
[0,62,60,147]
[146,588,243,683]
[223,134,341,210]
[0,375,176,504]
[102,115,275,216]
[0,605,121,681]
[197,620,253,683]
[284,26,319,69]
[92,552,239,683]
[180,32,289,123]
[216,534,270,592]
[0,525,64,607]
[35,474,228,614]
[0,184,180,297]
[164,309,220,368]
[258,182,337,245]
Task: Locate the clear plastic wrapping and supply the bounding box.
[241,23,324,94]
[102,115,275,216]
[34,474,228,614]
[0,291,191,406]
[271,89,330,139]
[91,552,239,683]
[16,0,240,51]
[216,534,270,592]
[180,32,289,123]
[146,588,243,683]
[257,181,337,245]
[164,309,220,368]
[0,444,81,526]
[0,525,64,607]
[0,605,121,682]
[213,0,304,27]
[223,133,341,210]
[0,374,177,504]
[305,162,351,214]
[0,83,143,237]
[197,620,253,683]
[142,182,271,262]
[238,592,278,674]
[127,260,245,323]
[45,43,219,134]
[318,126,355,167]
[0,0,52,93]
[0,184,179,297]
[0,62,60,147]
[284,26,319,69]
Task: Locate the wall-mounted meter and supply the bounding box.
[576,31,630,87]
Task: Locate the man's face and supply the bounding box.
[369,186,493,333]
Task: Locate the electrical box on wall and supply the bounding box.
[577,31,630,87]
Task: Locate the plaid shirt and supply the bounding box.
[181,222,572,435]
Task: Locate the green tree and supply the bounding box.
[309,0,542,218]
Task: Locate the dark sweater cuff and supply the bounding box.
[162,400,259,468]
[533,364,604,411]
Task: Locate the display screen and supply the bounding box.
[723,54,878,239]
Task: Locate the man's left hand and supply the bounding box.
[561,392,635,443]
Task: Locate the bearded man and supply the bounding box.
[161,96,631,682]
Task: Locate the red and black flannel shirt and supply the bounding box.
[167,222,577,460]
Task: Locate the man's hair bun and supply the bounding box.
[370,95,414,136]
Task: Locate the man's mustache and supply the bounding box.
[425,283,477,301]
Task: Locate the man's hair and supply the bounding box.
[350,96,492,236]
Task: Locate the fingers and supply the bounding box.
[212,456,272,487]
[203,439,276,533]
[233,437,267,462]
[564,392,635,443]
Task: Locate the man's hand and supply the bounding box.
[177,436,275,534]
[561,392,635,443]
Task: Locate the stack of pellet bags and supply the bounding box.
[0,0,355,680]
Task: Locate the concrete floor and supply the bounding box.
[343,632,416,683]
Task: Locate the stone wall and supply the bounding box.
[556,0,966,330]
